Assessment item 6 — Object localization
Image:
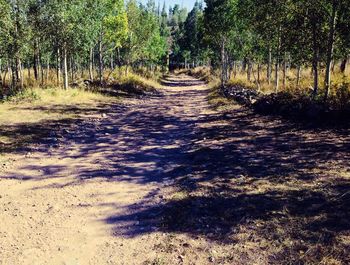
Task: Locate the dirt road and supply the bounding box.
[1,75,349,265]
[0,75,214,265]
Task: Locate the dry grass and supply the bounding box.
[0,87,115,126]
[0,87,117,162]
[111,71,163,91]
[0,69,163,162]
[228,65,350,96]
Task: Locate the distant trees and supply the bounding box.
[0,0,169,92]
[179,0,350,100]
[2,0,349,100]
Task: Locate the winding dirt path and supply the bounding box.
[0,75,215,265]
[1,74,350,265]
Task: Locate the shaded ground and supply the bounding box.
[0,75,350,265]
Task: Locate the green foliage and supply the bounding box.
[103,0,128,49]
[123,0,168,66]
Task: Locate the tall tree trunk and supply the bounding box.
[63,45,68,90]
[70,56,74,82]
[340,57,348,73]
[80,62,84,78]
[275,26,281,93]
[57,48,61,86]
[296,65,301,87]
[233,61,237,78]
[220,38,228,85]
[312,21,319,98]
[324,1,338,100]
[46,58,50,84]
[275,59,279,93]
[3,64,9,87]
[11,60,17,89]
[257,63,261,85]
[267,46,272,84]
[18,59,23,89]
[89,47,94,81]
[40,51,44,86]
[252,63,261,91]
[247,60,252,82]
[98,34,103,84]
[15,57,21,88]
[241,58,247,73]
[282,58,287,90]
[33,40,39,81]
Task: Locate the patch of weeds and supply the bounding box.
[7,89,41,103]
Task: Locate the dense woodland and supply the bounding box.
[1,0,350,100]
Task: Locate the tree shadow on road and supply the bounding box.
[2,77,350,263]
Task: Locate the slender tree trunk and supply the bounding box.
[275,59,279,93]
[15,57,21,87]
[220,38,228,85]
[46,58,50,84]
[324,1,337,100]
[241,58,247,73]
[340,57,347,73]
[275,26,282,93]
[257,63,261,85]
[57,48,61,86]
[267,46,272,84]
[247,60,252,82]
[19,60,23,89]
[80,63,84,78]
[233,61,237,78]
[3,64,9,87]
[11,60,17,89]
[312,21,319,98]
[39,51,44,86]
[70,57,74,82]
[89,47,94,81]
[63,45,68,89]
[33,40,39,81]
[252,63,261,91]
[98,34,103,84]
[282,58,287,90]
[296,65,301,87]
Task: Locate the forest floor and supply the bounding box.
[0,75,350,265]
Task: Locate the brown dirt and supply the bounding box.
[1,75,350,265]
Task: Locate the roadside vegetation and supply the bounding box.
[170,0,350,125]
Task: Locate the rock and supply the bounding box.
[208,256,215,263]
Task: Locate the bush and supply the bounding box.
[5,89,41,103]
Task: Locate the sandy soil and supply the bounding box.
[1,75,349,265]
[0,75,217,265]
